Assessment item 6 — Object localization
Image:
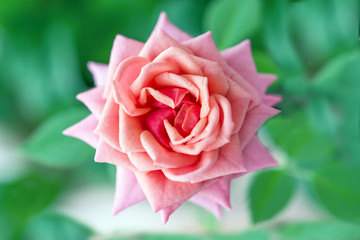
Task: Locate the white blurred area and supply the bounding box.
[0,126,326,238]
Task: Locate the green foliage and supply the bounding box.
[313,163,360,221]
[21,107,94,168]
[204,0,262,49]
[248,169,297,223]
[277,221,360,240]
[0,174,62,239]
[22,213,93,240]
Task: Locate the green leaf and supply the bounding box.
[22,213,93,240]
[0,174,62,239]
[263,0,303,75]
[213,229,271,240]
[313,163,360,221]
[204,0,262,49]
[21,107,94,168]
[265,111,338,170]
[248,169,297,223]
[277,220,360,240]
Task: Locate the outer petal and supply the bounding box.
[139,29,191,61]
[160,201,184,224]
[190,195,223,218]
[63,114,99,148]
[187,134,246,183]
[263,94,282,107]
[94,139,136,171]
[134,170,202,212]
[257,74,277,97]
[113,167,146,215]
[76,86,106,119]
[87,62,108,87]
[231,136,278,180]
[238,104,280,149]
[104,35,144,97]
[127,152,159,172]
[94,95,121,151]
[155,12,192,42]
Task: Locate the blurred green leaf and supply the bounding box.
[277,220,360,240]
[263,0,303,75]
[313,163,360,221]
[248,169,297,223]
[0,174,62,240]
[204,0,262,49]
[266,111,338,169]
[22,213,92,240]
[213,229,271,240]
[21,107,94,168]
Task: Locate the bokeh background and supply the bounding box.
[0,0,359,239]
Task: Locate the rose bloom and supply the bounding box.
[64,13,281,223]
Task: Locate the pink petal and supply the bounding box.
[225,79,252,134]
[231,136,278,180]
[153,47,202,75]
[262,94,282,107]
[195,177,232,210]
[103,35,144,97]
[158,88,190,108]
[119,108,145,153]
[154,73,200,101]
[205,94,234,151]
[129,61,179,97]
[140,130,199,168]
[160,201,184,224]
[192,56,229,96]
[94,95,121,151]
[112,56,152,117]
[127,152,159,172]
[145,108,177,148]
[238,104,280,149]
[134,170,202,212]
[184,32,260,109]
[257,74,277,97]
[164,118,207,145]
[63,114,99,148]
[182,74,210,118]
[162,150,219,182]
[139,29,191,61]
[87,62,108,87]
[221,40,259,89]
[189,195,222,218]
[155,12,192,42]
[185,134,246,183]
[76,86,106,119]
[182,104,200,133]
[94,139,136,171]
[113,166,146,215]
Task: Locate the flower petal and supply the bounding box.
[94,95,121,151]
[63,114,99,148]
[189,195,222,218]
[113,166,146,215]
[104,35,144,97]
[134,170,202,212]
[187,134,247,183]
[76,86,106,119]
[162,150,218,182]
[155,12,192,42]
[262,94,282,107]
[112,56,152,117]
[140,130,199,168]
[119,108,145,153]
[231,136,278,180]
[94,139,136,171]
[127,152,159,172]
[87,62,108,87]
[257,74,277,97]
[139,29,191,61]
[238,104,280,149]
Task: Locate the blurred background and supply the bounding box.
[0,0,359,239]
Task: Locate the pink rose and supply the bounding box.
[64,13,280,223]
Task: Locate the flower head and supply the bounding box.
[64,12,281,223]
